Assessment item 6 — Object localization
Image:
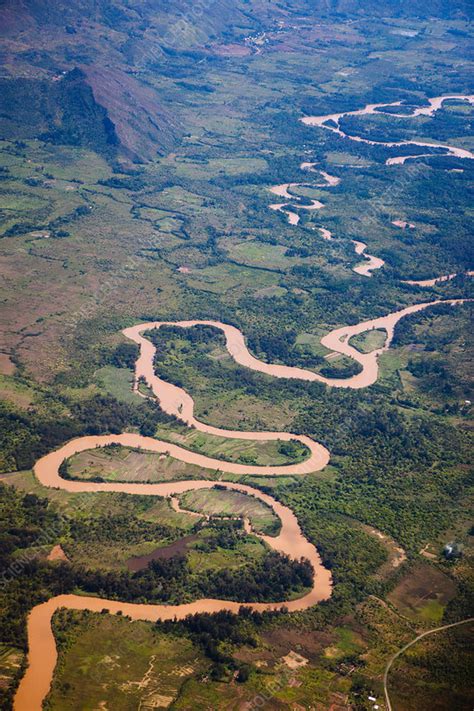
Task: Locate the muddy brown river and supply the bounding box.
[13,92,474,711]
[274,95,473,278]
[301,94,474,164]
[351,240,385,277]
[15,299,471,710]
[403,271,474,287]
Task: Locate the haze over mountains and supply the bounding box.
[1,0,471,161]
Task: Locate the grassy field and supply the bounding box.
[178,487,280,535]
[67,446,214,484]
[193,392,299,433]
[224,239,302,271]
[388,622,474,711]
[185,262,283,296]
[66,523,272,573]
[154,426,310,466]
[172,156,268,180]
[186,529,269,573]
[296,330,331,356]
[0,373,36,409]
[93,366,142,405]
[65,535,176,572]
[47,611,207,711]
[387,562,457,624]
[349,329,387,353]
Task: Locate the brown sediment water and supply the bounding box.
[299,163,341,186]
[319,170,341,186]
[394,95,474,118]
[123,304,468,397]
[268,183,300,199]
[386,153,433,166]
[269,202,300,225]
[403,271,474,287]
[300,199,324,210]
[392,220,415,229]
[33,431,329,483]
[267,162,337,225]
[319,227,333,240]
[268,192,323,224]
[282,208,300,225]
[15,476,332,711]
[170,495,204,518]
[301,95,474,165]
[351,240,385,277]
[317,300,469,387]
[269,95,473,280]
[14,299,471,709]
[14,94,474,710]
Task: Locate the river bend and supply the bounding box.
[12,272,471,706]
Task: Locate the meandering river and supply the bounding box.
[351,240,385,277]
[269,95,473,278]
[403,271,474,287]
[14,473,331,711]
[301,94,474,164]
[13,92,474,711]
[14,297,471,710]
[267,165,335,226]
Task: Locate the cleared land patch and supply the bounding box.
[349,328,387,353]
[178,487,280,535]
[387,562,457,624]
[47,611,206,711]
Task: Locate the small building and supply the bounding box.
[443,542,463,560]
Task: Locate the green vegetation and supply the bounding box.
[388,622,474,711]
[0,391,175,473]
[66,445,210,484]
[46,611,207,710]
[63,434,309,486]
[0,644,23,711]
[178,487,280,536]
[0,483,312,669]
[0,2,473,708]
[349,329,387,353]
[387,563,457,624]
[154,425,310,466]
[391,302,473,405]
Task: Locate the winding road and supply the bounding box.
[383,617,474,711]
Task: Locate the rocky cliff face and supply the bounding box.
[82,66,180,161]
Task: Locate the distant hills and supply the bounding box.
[0,0,471,162]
